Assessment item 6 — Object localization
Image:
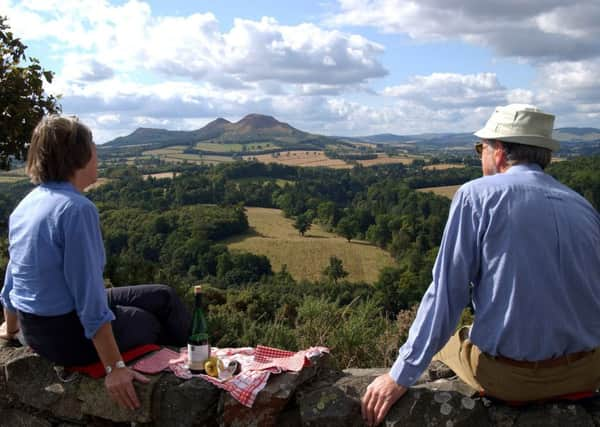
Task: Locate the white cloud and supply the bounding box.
[383,73,506,108]
[329,0,600,62]
[61,55,115,82]
[3,0,597,141]
[6,1,386,86]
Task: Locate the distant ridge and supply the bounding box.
[102,115,600,151]
[104,113,317,148]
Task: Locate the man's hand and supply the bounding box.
[361,373,407,426]
[105,367,150,410]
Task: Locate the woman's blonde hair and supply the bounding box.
[26,115,93,184]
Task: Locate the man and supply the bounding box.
[361,104,600,426]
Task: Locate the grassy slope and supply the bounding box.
[224,207,395,283]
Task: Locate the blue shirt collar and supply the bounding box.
[505,163,543,175]
[40,181,80,193]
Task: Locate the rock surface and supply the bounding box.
[0,343,599,426]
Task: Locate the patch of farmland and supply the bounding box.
[246,151,351,169]
[224,207,396,283]
[416,185,461,199]
[356,153,420,166]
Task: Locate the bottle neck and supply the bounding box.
[194,293,203,309]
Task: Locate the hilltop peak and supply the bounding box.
[237,114,287,130]
[202,117,231,130]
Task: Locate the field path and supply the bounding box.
[224,207,395,283]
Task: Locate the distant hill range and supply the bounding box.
[104,114,336,150]
[102,113,600,156]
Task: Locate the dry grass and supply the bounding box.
[0,176,27,183]
[84,178,111,192]
[416,185,461,199]
[246,151,352,169]
[224,207,395,283]
[423,163,466,170]
[0,167,27,183]
[143,172,180,180]
[356,153,421,167]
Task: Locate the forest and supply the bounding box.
[1,155,599,369]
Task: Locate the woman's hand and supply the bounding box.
[0,321,19,341]
[1,309,20,341]
[105,366,150,410]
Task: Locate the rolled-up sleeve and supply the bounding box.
[389,189,480,387]
[1,261,16,312]
[62,202,114,339]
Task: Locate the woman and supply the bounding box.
[0,115,191,410]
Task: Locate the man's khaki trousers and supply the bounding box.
[434,327,600,401]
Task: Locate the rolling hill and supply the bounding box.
[104,113,339,150]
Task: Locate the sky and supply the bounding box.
[2,0,599,143]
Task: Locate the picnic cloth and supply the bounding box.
[134,345,329,407]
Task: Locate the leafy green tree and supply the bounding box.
[293,213,312,237]
[323,256,348,284]
[336,216,359,242]
[0,16,61,169]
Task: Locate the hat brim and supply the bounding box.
[474,128,560,151]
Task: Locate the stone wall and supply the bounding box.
[1,345,599,426]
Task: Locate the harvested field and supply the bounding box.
[143,172,180,180]
[85,178,111,192]
[0,176,27,183]
[224,207,395,283]
[0,167,28,183]
[416,185,461,199]
[247,151,351,169]
[356,153,421,167]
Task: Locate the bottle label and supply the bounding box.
[188,343,210,370]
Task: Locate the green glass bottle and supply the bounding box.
[187,285,210,373]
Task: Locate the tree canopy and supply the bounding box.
[293,213,312,236]
[0,16,61,170]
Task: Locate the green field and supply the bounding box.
[139,146,233,165]
[224,207,395,283]
[195,142,279,152]
[142,146,188,156]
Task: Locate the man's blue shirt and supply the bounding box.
[1,182,114,339]
[390,164,600,387]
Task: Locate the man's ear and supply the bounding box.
[494,141,509,172]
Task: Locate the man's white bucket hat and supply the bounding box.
[474,104,560,151]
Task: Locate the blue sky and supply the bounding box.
[2,0,599,143]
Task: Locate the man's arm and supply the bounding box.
[361,189,480,425]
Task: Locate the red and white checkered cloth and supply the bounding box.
[167,345,329,407]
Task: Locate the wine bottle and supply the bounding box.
[187,285,210,374]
